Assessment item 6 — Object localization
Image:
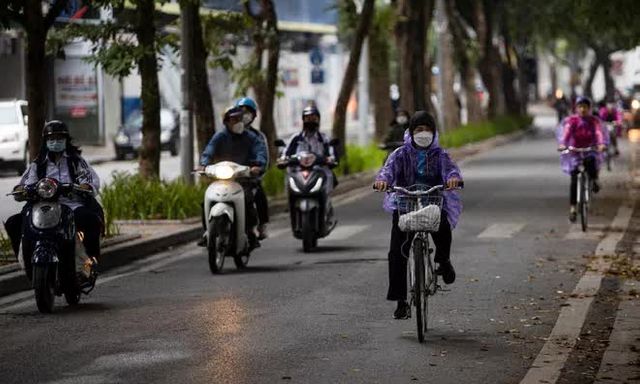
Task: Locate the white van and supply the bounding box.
[0,100,28,175]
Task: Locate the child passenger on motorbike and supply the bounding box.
[557,96,606,222]
[373,111,463,320]
[235,97,270,240]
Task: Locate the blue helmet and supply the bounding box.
[576,96,592,107]
[235,97,258,113]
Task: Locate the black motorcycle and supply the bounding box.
[9,178,97,313]
[275,140,338,252]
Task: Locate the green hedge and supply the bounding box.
[100,172,207,223]
[439,114,532,149]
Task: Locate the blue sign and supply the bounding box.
[310,48,323,66]
[311,68,324,84]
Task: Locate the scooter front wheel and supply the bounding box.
[207,226,226,274]
[34,264,55,313]
[301,211,315,253]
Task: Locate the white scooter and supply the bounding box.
[200,161,256,273]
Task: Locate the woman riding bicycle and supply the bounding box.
[374,111,463,319]
[557,96,606,222]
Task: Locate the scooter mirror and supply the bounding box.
[274,139,286,147]
[329,138,340,146]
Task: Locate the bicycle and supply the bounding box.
[559,146,597,232]
[390,184,460,343]
[604,122,617,171]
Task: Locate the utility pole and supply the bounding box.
[180,2,195,184]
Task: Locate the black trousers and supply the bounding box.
[254,183,269,225]
[570,156,598,205]
[73,206,101,256]
[4,205,101,258]
[387,210,452,301]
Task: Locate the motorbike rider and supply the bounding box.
[280,105,338,192]
[383,109,411,150]
[235,97,270,240]
[4,120,103,280]
[598,100,622,156]
[373,111,463,320]
[553,89,570,123]
[198,106,266,248]
[558,96,606,222]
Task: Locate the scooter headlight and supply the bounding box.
[36,178,58,199]
[632,99,640,110]
[298,152,316,168]
[310,177,324,193]
[213,164,234,180]
[288,177,301,193]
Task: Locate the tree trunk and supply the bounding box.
[135,0,161,179]
[583,53,601,100]
[332,0,375,157]
[24,0,48,159]
[259,0,279,165]
[190,0,215,154]
[369,14,393,142]
[446,0,482,123]
[462,60,483,123]
[515,51,530,116]
[500,23,521,116]
[602,54,615,101]
[475,1,505,118]
[395,0,434,112]
[246,0,279,164]
[440,5,460,130]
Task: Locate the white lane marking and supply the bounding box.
[325,224,369,241]
[0,248,201,313]
[477,223,526,239]
[563,223,607,240]
[520,201,635,384]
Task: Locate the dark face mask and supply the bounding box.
[303,122,319,132]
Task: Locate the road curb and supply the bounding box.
[0,127,529,298]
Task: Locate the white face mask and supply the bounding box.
[243,113,254,126]
[396,116,408,125]
[230,121,244,134]
[413,131,433,148]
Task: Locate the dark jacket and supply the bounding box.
[200,128,266,168]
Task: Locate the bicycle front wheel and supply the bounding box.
[580,174,589,232]
[413,238,427,343]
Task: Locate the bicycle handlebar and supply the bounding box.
[373,182,464,194]
[558,146,598,154]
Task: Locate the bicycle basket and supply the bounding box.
[396,186,443,232]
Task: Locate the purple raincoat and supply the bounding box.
[375,130,463,228]
[556,115,605,174]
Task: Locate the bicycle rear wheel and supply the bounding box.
[413,238,427,343]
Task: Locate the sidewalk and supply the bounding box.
[81,140,116,165]
[593,134,640,383]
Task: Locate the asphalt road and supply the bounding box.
[0,118,635,384]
